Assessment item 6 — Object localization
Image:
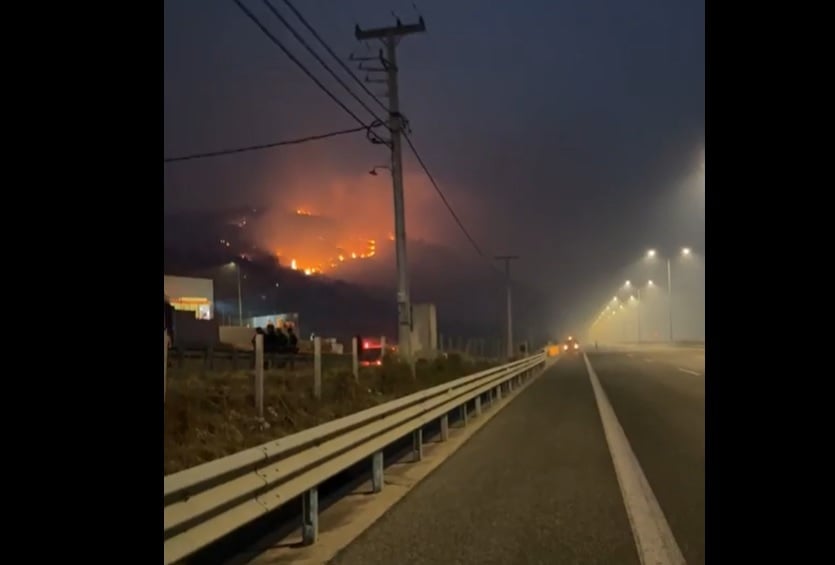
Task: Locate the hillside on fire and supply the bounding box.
[164,206,551,342]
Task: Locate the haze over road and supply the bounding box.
[331,348,705,565]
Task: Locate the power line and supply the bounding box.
[277,0,388,113]
[261,0,389,128]
[403,132,496,267]
[232,0,386,144]
[164,125,375,163]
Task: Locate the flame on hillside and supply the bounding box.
[248,168,484,280]
[272,207,384,276]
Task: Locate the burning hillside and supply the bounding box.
[260,208,396,277]
[239,166,485,281]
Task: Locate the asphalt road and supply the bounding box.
[331,349,705,565]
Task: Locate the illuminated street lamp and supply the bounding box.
[630,281,654,343]
[644,247,694,342]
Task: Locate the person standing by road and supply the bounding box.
[286,326,299,354]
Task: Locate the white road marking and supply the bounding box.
[583,353,686,565]
[644,358,654,363]
[677,368,700,376]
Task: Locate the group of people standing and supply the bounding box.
[252,324,299,354]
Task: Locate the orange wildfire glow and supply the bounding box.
[249,167,484,279]
[273,224,380,276]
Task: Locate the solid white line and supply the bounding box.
[583,353,686,565]
[677,368,700,376]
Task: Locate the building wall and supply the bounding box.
[172,310,219,348]
[219,326,255,350]
[411,303,438,359]
[164,275,215,319]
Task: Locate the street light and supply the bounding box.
[631,281,655,343]
[228,261,243,326]
[644,247,693,342]
[369,165,390,176]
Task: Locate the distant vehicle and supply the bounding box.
[563,336,580,353]
[358,338,396,367]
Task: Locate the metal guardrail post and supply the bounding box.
[440,413,449,441]
[461,402,468,426]
[496,382,503,401]
[301,488,319,545]
[413,428,423,461]
[474,395,482,416]
[372,451,384,492]
[313,337,322,400]
[254,335,264,419]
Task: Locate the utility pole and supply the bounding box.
[495,255,519,359]
[355,17,425,362]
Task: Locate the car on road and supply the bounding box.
[358,338,396,367]
[563,336,580,353]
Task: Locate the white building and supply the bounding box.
[164,275,214,320]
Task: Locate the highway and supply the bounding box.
[328,348,705,565]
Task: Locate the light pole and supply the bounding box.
[646,248,691,342]
[228,262,243,326]
[632,290,641,343]
[627,280,656,343]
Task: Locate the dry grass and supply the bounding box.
[164,354,496,475]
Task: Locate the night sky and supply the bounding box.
[164,0,704,333]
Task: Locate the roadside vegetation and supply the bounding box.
[164,354,496,475]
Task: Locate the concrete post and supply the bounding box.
[313,337,322,399]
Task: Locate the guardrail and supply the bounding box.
[163,352,547,564]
